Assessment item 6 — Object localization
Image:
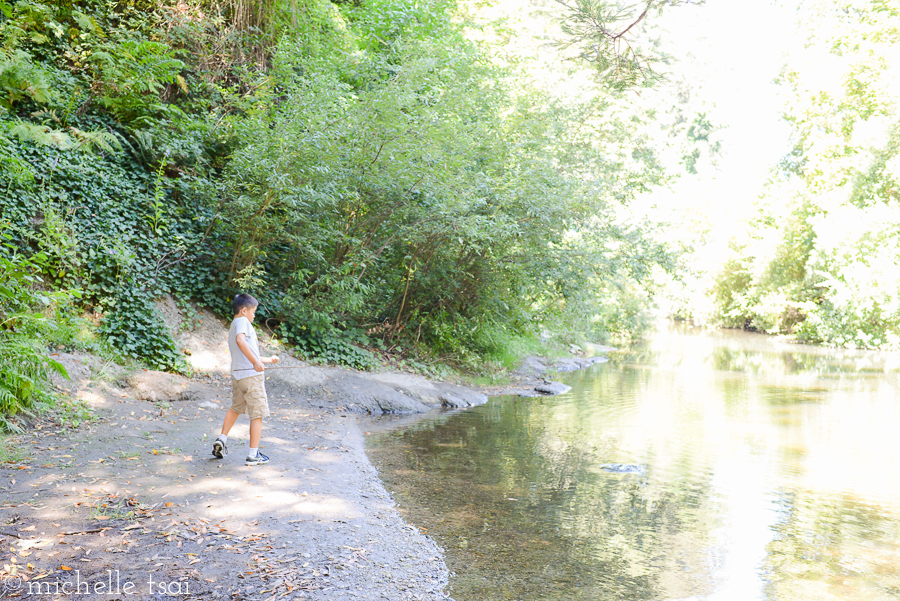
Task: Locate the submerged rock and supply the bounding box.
[600,463,645,474]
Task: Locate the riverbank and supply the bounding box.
[0,302,610,600]
[0,382,451,600]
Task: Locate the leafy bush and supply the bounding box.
[99,284,190,373]
[712,0,900,350]
[280,322,377,371]
[795,204,900,349]
[1,0,684,374]
[0,238,69,430]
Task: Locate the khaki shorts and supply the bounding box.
[231,375,269,420]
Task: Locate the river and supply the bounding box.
[364,326,900,600]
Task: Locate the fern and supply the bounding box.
[0,237,72,429]
[0,48,51,109]
[7,121,121,153]
[72,11,101,35]
[9,121,69,147]
[70,128,121,153]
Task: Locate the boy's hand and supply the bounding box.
[253,360,265,372]
[270,355,280,365]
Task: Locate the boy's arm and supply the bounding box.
[236,333,265,372]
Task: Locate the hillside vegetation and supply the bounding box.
[0,0,700,425]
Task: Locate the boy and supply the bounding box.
[211,294,279,465]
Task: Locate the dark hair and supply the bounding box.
[233,293,259,316]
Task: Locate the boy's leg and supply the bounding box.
[214,378,248,459]
[221,409,241,435]
[246,417,269,465]
[243,375,269,465]
[249,418,262,449]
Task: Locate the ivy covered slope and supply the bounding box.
[1,0,238,376]
[1,0,680,398]
[712,0,900,350]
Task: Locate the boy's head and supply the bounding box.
[233,294,259,320]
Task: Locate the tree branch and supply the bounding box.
[613,0,653,40]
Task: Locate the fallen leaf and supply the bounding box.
[165,502,174,507]
[59,565,72,571]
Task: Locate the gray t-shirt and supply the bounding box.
[228,316,261,380]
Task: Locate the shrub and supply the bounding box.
[0,236,70,430]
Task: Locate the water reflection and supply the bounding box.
[365,326,900,600]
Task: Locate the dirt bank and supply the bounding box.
[0,372,453,600]
[0,301,611,600]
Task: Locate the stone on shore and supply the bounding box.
[534,381,572,395]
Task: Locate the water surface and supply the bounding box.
[365,327,900,600]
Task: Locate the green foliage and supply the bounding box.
[9,120,120,152]
[281,321,377,370]
[711,0,900,349]
[99,286,190,372]
[0,48,51,109]
[794,203,900,349]
[0,0,683,376]
[0,113,221,371]
[91,38,185,123]
[218,15,674,362]
[0,237,70,430]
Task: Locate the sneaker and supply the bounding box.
[246,452,269,466]
[212,439,227,459]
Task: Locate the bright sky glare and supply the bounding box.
[660,0,798,190]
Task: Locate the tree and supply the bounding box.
[554,0,703,89]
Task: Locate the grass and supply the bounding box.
[0,434,24,464]
[469,373,514,386]
[47,310,148,377]
[48,397,95,428]
[91,496,137,521]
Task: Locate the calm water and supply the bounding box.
[365,327,900,601]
